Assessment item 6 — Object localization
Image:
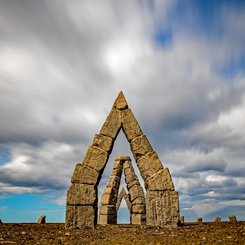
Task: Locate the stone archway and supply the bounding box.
[66,92,179,228]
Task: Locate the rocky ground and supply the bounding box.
[0,222,244,244]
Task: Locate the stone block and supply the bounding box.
[128,185,145,202]
[123,160,131,170]
[99,205,116,215]
[130,135,153,161]
[67,183,96,205]
[124,166,133,176]
[99,214,117,225]
[92,134,113,152]
[127,179,139,189]
[71,164,99,185]
[107,176,121,189]
[131,204,146,214]
[66,205,96,228]
[131,196,145,205]
[196,217,203,224]
[122,109,143,142]
[100,190,118,205]
[214,217,221,223]
[113,91,128,110]
[229,215,237,223]
[125,172,138,185]
[37,215,46,224]
[179,216,184,224]
[82,146,108,173]
[145,168,174,191]
[131,213,146,225]
[100,108,121,139]
[146,190,179,227]
[137,151,163,181]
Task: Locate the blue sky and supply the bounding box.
[0,0,245,223]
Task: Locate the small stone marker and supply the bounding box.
[196,217,202,224]
[37,215,46,224]
[214,217,221,223]
[179,216,184,224]
[229,215,237,223]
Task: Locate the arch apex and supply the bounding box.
[113,91,128,110]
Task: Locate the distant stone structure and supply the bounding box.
[99,156,146,225]
[37,215,46,224]
[196,217,203,224]
[229,215,237,223]
[214,217,221,223]
[66,91,179,228]
[116,187,131,213]
[179,216,185,224]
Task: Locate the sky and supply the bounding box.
[0,0,245,223]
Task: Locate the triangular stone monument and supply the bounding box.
[66,91,179,228]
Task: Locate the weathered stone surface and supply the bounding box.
[67,184,96,205]
[100,191,118,205]
[66,205,96,228]
[122,109,143,141]
[37,216,46,224]
[107,176,121,189]
[229,215,237,223]
[99,214,117,225]
[113,91,128,110]
[130,135,153,161]
[123,159,131,170]
[145,168,174,191]
[82,146,108,172]
[125,172,138,185]
[131,204,146,214]
[110,159,123,177]
[137,151,163,181]
[100,108,121,139]
[128,185,145,202]
[116,188,132,211]
[131,196,145,205]
[146,190,179,227]
[92,134,113,152]
[131,213,146,225]
[117,156,131,161]
[71,163,99,185]
[127,179,139,189]
[179,216,184,224]
[99,205,116,215]
[196,217,203,224]
[214,217,221,223]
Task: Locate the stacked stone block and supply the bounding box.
[99,157,123,224]
[123,157,146,225]
[66,91,179,228]
[116,187,131,211]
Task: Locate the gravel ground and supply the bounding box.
[0,222,244,244]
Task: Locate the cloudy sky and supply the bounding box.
[0,0,245,223]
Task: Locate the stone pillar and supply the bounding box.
[123,157,146,225]
[66,134,114,228]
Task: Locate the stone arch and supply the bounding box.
[66,91,179,228]
[116,187,131,212]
